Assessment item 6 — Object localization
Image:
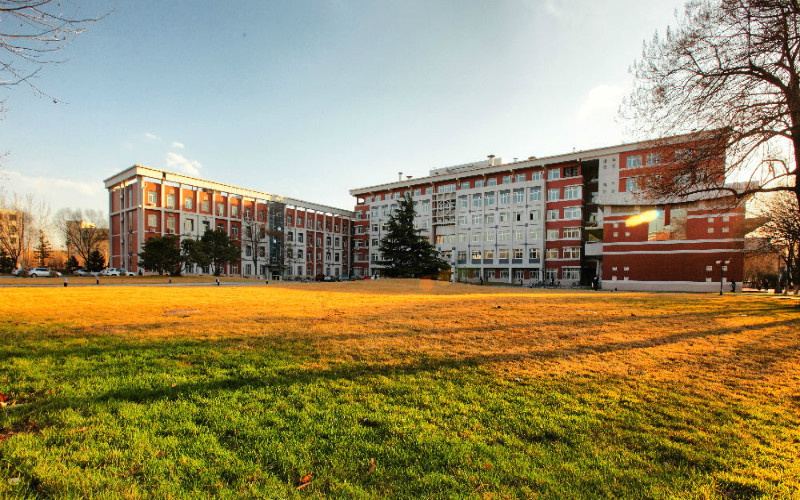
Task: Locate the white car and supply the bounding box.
[101,268,135,277]
[28,267,62,278]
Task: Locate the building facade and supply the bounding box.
[104,166,354,279]
[350,136,745,291]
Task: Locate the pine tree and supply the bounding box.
[85,249,106,272]
[378,193,449,278]
[35,230,52,267]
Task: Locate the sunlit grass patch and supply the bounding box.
[0,280,798,498]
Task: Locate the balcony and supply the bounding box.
[585,241,603,257]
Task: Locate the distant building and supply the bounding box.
[0,209,23,266]
[350,135,745,291]
[104,166,354,279]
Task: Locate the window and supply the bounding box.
[297,249,303,258]
[216,203,224,216]
[147,214,157,227]
[562,227,581,239]
[472,214,482,225]
[625,178,638,193]
[486,178,497,186]
[485,192,495,206]
[472,194,482,207]
[563,247,581,259]
[626,155,642,168]
[471,232,481,243]
[499,212,509,223]
[529,187,542,201]
[457,251,467,263]
[528,248,540,259]
[459,196,468,208]
[458,215,467,226]
[475,179,484,188]
[484,249,494,260]
[458,232,467,243]
[147,190,157,205]
[413,188,421,196]
[529,228,541,240]
[562,267,581,280]
[563,207,581,220]
[563,185,581,200]
[546,248,559,259]
[548,188,560,201]
[513,189,524,204]
[485,230,495,242]
[166,194,175,208]
[547,209,560,220]
[461,182,470,190]
[646,153,661,165]
[549,168,561,180]
[515,173,526,182]
[547,229,560,239]
[217,222,224,230]
[231,205,239,217]
[513,230,523,241]
[513,248,523,259]
[297,216,304,226]
[298,233,304,243]
[184,219,194,232]
[502,175,512,184]
[564,166,579,177]
[530,172,542,181]
[201,199,210,212]
[231,226,239,237]
[500,191,511,204]
[545,268,558,280]
[166,217,175,232]
[498,230,510,242]
[498,249,509,260]
[245,245,252,257]
[184,197,193,209]
[471,250,482,262]
[484,213,495,224]
[529,210,541,221]
[514,211,523,222]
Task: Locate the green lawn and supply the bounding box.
[0,282,798,499]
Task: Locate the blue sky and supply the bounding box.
[1,0,685,213]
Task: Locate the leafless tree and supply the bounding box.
[754,191,800,291]
[0,193,31,267]
[53,207,108,266]
[241,216,268,277]
[623,0,800,210]
[1,0,103,97]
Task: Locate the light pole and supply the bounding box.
[716,259,730,295]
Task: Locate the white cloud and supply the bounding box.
[165,152,202,176]
[544,0,564,18]
[144,132,161,141]
[3,170,106,214]
[171,141,185,149]
[575,83,627,124]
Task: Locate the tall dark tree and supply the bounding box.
[0,248,13,274]
[34,229,51,266]
[65,255,80,274]
[138,235,182,276]
[378,193,448,278]
[200,228,240,276]
[624,0,800,211]
[85,248,105,273]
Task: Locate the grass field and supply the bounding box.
[0,280,798,499]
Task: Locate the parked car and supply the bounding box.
[101,268,135,276]
[11,268,24,277]
[75,268,99,277]
[315,274,325,281]
[337,275,350,281]
[28,267,61,278]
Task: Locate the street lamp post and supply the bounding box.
[716,259,730,295]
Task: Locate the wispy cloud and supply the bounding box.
[165,152,202,176]
[3,170,105,213]
[544,0,564,18]
[171,141,185,149]
[144,132,161,141]
[575,83,627,124]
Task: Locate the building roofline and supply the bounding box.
[349,132,709,196]
[104,165,355,217]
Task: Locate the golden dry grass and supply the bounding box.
[2,279,797,403]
